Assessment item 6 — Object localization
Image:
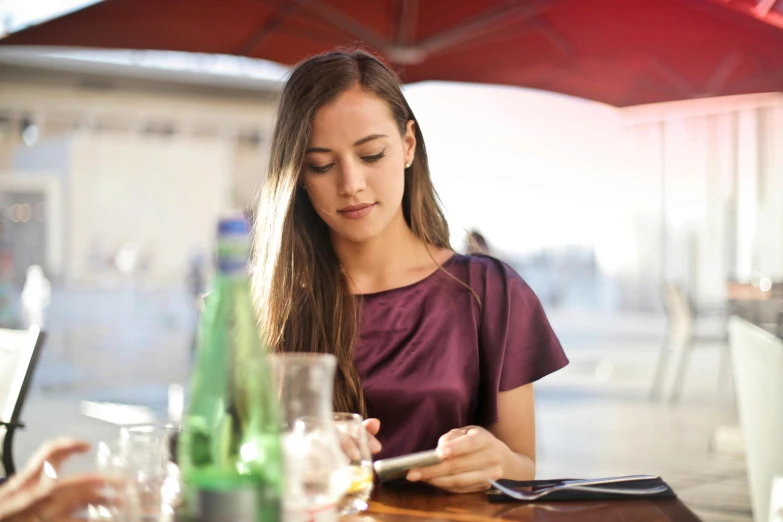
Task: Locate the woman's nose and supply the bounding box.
[337,161,367,196]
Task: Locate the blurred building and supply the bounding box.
[1,47,781,314]
[406,82,783,312]
[620,94,783,307]
[0,47,282,288]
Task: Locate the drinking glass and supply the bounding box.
[118,424,181,521]
[333,413,373,515]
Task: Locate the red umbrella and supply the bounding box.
[1,0,782,106]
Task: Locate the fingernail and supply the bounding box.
[407,471,421,482]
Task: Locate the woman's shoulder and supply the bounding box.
[447,253,526,287]
[446,253,544,311]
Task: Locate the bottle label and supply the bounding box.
[283,505,337,522]
[193,487,280,522]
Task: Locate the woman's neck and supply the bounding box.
[331,209,445,294]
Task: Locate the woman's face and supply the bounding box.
[301,85,416,244]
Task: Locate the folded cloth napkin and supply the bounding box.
[488,476,676,502]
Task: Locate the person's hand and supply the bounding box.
[0,474,114,522]
[0,438,116,522]
[362,418,382,455]
[406,426,505,493]
[8,438,91,494]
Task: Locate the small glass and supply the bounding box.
[90,441,141,522]
[118,424,181,521]
[333,413,374,515]
[41,441,139,522]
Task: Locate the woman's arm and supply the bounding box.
[488,383,536,480]
[405,384,536,493]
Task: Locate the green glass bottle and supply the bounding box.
[178,215,282,522]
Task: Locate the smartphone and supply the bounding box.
[373,449,442,483]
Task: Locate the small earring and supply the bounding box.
[405,162,412,168]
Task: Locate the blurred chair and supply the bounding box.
[649,283,729,403]
[0,325,45,475]
[729,317,783,522]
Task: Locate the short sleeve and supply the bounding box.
[475,257,568,426]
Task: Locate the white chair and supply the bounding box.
[0,325,45,475]
[650,283,729,403]
[729,316,783,522]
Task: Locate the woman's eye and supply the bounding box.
[307,150,384,172]
[362,151,386,163]
[308,163,333,173]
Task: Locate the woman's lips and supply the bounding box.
[338,203,376,219]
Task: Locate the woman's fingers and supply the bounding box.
[425,469,499,493]
[362,418,382,454]
[336,430,363,461]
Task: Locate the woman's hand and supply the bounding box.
[0,438,115,522]
[406,426,505,493]
[362,418,382,455]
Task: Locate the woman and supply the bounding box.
[253,50,568,494]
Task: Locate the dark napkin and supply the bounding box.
[488,476,676,502]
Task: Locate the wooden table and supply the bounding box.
[727,282,783,338]
[356,485,703,521]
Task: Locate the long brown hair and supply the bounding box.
[252,50,450,415]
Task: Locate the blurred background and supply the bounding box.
[1,1,782,521]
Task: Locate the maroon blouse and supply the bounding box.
[354,254,568,460]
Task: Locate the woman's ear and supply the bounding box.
[403,120,417,166]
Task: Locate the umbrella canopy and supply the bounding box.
[2,0,782,106]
